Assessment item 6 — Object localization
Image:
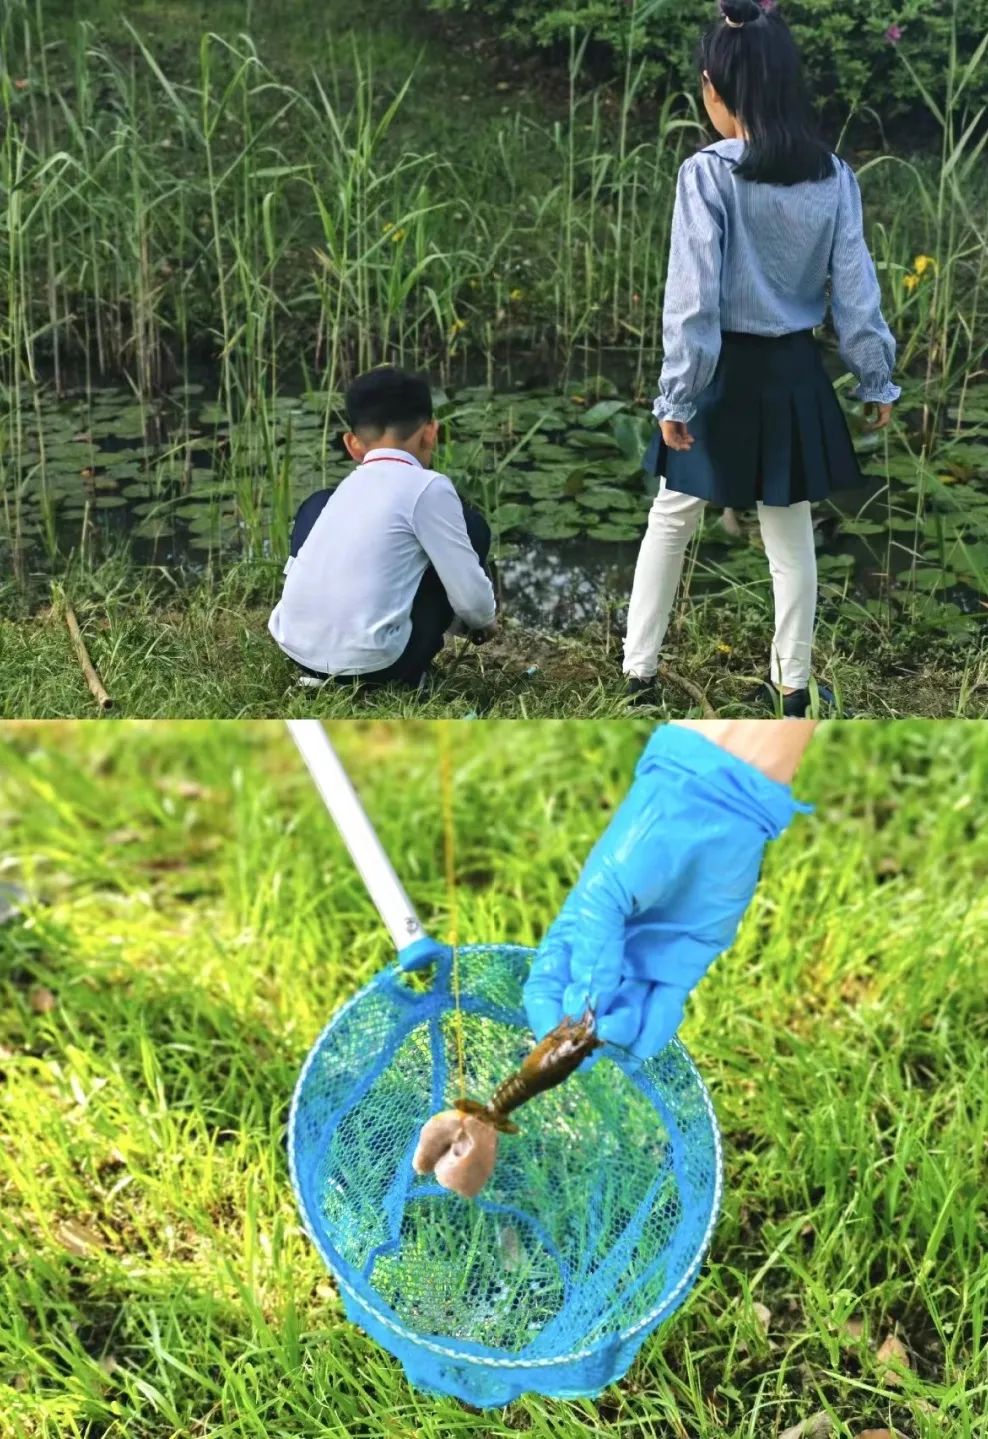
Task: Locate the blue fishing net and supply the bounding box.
[289,944,722,1407]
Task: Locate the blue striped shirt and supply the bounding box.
[655,138,901,424]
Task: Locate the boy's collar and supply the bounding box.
[360,446,424,469]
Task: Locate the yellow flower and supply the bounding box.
[913,254,936,276]
[508,287,524,301]
[389,227,406,244]
[449,318,467,335]
[903,273,920,293]
[717,643,733,654]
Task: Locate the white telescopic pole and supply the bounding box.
[286,720,427,953]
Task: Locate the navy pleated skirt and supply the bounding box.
[643,330,862,508]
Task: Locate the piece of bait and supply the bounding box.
[412,1109,499,1199]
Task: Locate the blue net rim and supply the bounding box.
[288,945,724,1373]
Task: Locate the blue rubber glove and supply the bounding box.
[523,725,812,1059]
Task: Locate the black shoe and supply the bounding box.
[748,679,840,718]
[625,676,660,707]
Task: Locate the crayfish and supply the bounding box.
[412,1010,601,1199]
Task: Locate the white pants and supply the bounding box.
[623,482,817,689]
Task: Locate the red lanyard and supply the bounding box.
[362,456,414,467]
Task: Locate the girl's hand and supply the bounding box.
[864,402,894,431]
[523,725,811,1060]
[660,419,694,452]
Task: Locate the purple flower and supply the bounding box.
[759,0,778,11]
[885,23,903,43]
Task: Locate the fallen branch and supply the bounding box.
[64,605,113,712]
[658,664,716,719]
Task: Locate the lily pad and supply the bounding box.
[840,519,887,535]
[579,399,627,429]
[904,569,950,591]
[592,522,641,542]
[491,503,528,531]
[577,486,638,512]
[526,517,583,540]
[133,519,176,540]
[567,429,621,453]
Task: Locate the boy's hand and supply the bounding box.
[864,402,894,431]
[660,419,694,452]
[469,622,498,646]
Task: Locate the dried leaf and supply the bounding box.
[843,1315,865,1342]
[157,778,211,801]
[107,828,142,846]
[29,986,57,1014]
[855,1430,906,1439]
[876,1332,910,1386]
[55,1218,104,1256]
[780,1413,833,1439]
[721,507,744,538]
[752,1301,772,1333]
[498,1223,523,1271]
[97,1354,120,1377]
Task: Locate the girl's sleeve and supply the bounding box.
[829,161,901,405]
[654,157,724,425]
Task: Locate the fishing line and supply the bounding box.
[438,720,466,1099]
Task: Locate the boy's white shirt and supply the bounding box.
[268,447,496,675]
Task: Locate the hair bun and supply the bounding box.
[720,0,763,23]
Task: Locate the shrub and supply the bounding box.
[427,0,988,125]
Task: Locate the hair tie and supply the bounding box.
[720,0,760,25]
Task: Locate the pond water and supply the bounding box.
[3,365,987,637]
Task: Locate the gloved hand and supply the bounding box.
[523,725,811,1059]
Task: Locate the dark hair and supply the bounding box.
[699,1,833,185]
[345,366,434,439]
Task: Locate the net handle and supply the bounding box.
[286,720,429,958]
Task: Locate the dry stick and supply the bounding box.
[63,605,113,712]
[657,663,716,719]
[438,636,472,688]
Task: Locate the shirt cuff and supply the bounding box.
[850,379,901,405]
[652,396,697,425]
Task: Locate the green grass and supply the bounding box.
[0,719,986,1437]
[1,561,986,719]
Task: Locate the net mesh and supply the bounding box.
[289,944,721,1406]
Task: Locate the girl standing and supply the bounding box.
[623,0,900,716]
